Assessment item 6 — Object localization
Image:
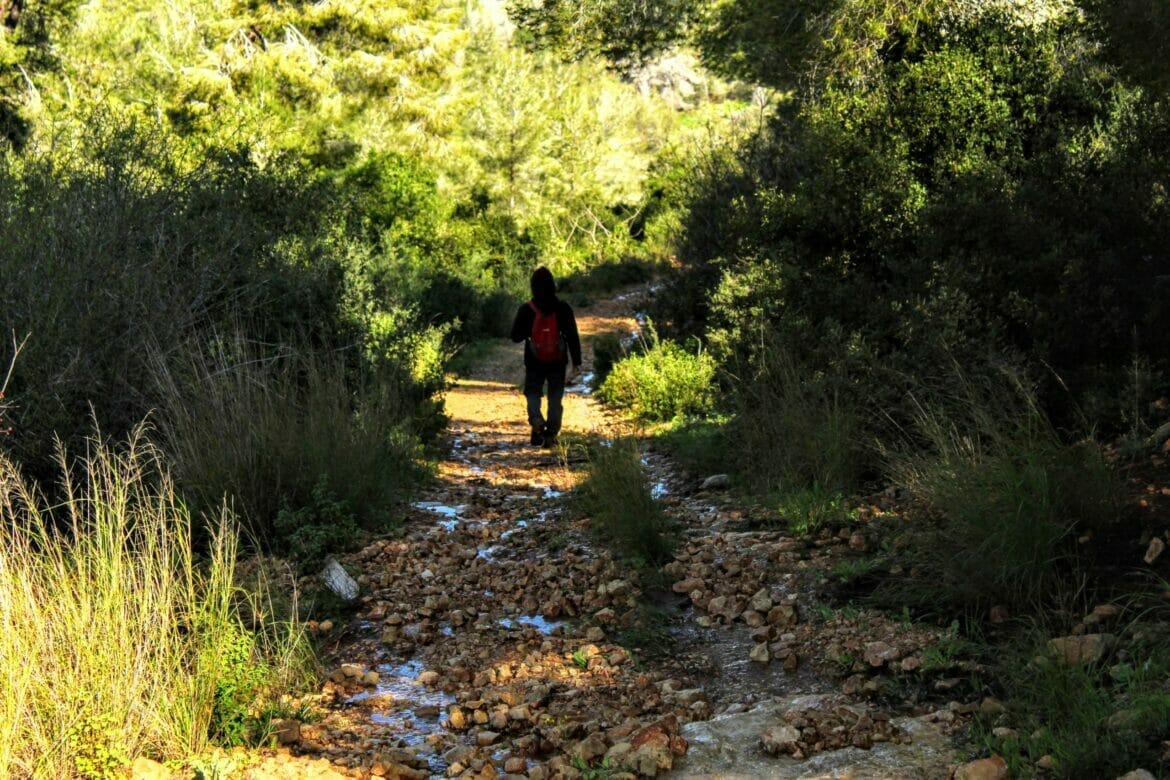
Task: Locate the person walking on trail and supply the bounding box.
[510,266,582,448]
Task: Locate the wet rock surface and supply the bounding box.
[240,291,978,778]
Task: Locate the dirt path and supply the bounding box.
[235,287,977,779]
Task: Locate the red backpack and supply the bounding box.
[528,301,565,363]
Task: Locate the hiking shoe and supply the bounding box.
[530,424,545,446]
[541,434,558,449]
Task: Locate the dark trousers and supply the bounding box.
[524,362,566,437]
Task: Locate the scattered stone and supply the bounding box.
[864,641,901,667]
[273,718,301,745]
[321,558,360,601]
[760,724,801,755]
[979,697,1006,717]
[1144,537,1165,565]
[1117,771,1157,780]
[989,605,1010,624]
[953,755,1009,780]
[748,588,773,613]
[129,757,170,780]
[1047,633,1117,665]
[750,642,770,663]
[700,474,731,490]
[1036,754,1057,770]
[448,706,468,731]
[1090,603,1122,622]
[571,732,608,762]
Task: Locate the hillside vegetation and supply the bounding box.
[2,0,1170,776]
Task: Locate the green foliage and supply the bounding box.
[209,623,269,747]
[66,712,130,780]
[598,330,716,422]
[590,332,626,389]
[0,429,311,775]
[986,627,1170,778]
[274,477,361,571]
[775,483,851,537]
[508,0,700,66]
[664,0,1170,504]
[575,437,675,568]
[655,417,733,480]
[1084,0,1170,94]
[880,369,1123,614]
[571,648,590,669]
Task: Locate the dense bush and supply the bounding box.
[661,1,1170,443]
[0,119,447,560]
[598,331,716,422]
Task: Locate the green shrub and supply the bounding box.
[274,477,361,571]
[598,331,716,422]
[880,369,1123,613]
[656,416,733,480]
[591,332,627,389]
[151,338,425,560]
[575,437,676,568]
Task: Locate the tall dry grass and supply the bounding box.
[0,427,309,777]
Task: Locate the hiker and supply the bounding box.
[510,266,582,447]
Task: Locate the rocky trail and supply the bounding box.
[235,288,997,780]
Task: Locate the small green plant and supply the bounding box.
[274,476,361,570]
[209,622,270,747]
[920,622,967,671]
[776,483,849,536]
[66,712,130,780]
[832,652,858,672]
[598,328,716,422]
[657,416,733,479]
[591,332,625,389]
[728,341,861,497]
[571,755,616,780]
[571,648,590,669]
[575,436,676,568]
[985,629,1170,778]
[831,557,877,584]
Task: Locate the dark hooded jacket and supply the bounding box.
[510,269,582,369]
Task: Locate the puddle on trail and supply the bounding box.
[413,501,468,519]
[347,659,456,774]
[477,545,504,562]
[568,371,595,395]
[500,519,528,540]
[498,615,569,635]
[670,620,831,708]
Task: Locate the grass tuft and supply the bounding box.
[575,436,676,568]
[880,367,1123,614]
[0,426,311,776]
